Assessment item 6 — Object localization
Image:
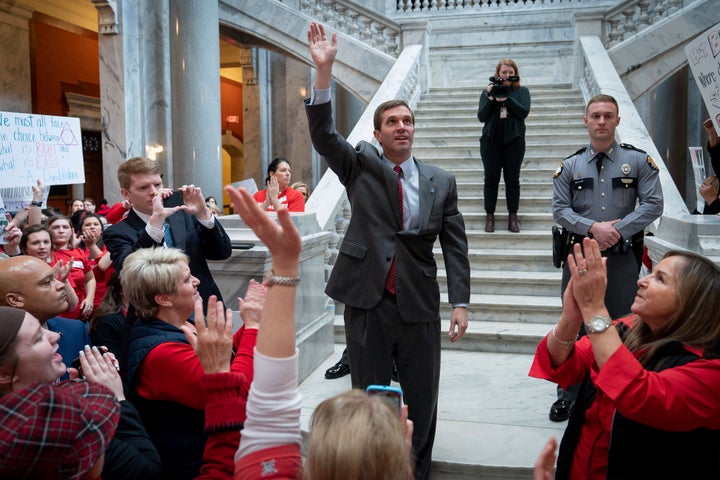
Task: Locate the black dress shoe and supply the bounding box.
[325,361,350,379]
[549,399,573,422]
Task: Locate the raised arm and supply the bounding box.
[308,22,337,91]
[225,187,301,358]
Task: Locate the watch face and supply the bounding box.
[589,316,611,332]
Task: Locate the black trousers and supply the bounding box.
[344,292,441,480]
[480,136,525,214]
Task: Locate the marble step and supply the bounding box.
[416,108,585,119]
[428,156,572,170]
[460,230,556,250]
[299,344,564,480]
[453,167,558,180]
[437,269,561,297]
[413,131,588,145]
[433,246,556,272]
[457,212,555,232]
[457,184,554,199]
[415,117,587,129]
[412,141,584,157]
[456,196,553,213]
[330,313,557,353]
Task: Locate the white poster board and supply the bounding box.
[689,147,706,212]
[0,111,85,189]
[686,22,720,135]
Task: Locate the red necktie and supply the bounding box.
[385,166,403,294]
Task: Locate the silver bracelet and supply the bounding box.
[551,326,576,348]
[265,269,300,287]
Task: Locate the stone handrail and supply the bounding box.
[574,35,720,266]
[305,44,423,278]
[576,35,688,221]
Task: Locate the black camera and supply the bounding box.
[488,76,519,97]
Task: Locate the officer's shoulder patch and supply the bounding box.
[553,163,564,179]
[646,155,659,171]
[620,143,647,154]
[565,147,586,160]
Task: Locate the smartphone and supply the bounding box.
[70,356,84,378]
[163,190,184,207]
[366,384,403,413]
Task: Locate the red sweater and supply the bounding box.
[253,187,305,212]
[135,327,257,410]
[529,315,720,480]
[52,248,93,320]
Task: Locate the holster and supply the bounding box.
[552,225,568,268]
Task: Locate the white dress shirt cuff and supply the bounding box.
[310,87,331,105]
[146,224,164,243]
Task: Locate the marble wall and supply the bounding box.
[0,7,32,113]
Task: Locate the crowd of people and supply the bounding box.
[1,20,719,480]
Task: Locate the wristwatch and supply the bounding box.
[586,315,613,333]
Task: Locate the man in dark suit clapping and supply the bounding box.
[305,23,471,480]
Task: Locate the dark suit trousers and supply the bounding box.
[344,292,441,480]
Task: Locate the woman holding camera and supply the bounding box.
[477,59,531,232]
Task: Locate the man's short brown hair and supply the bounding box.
[586,94,619,114]
[373,99,414,131]
[117,157,161,190]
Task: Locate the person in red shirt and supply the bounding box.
[121,246,258,480]
[47,215,96,320]
[77,213,114,310]
[253,157,305,212]
[529,237,720,479]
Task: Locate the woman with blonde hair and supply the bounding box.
[477,58,531,232]
[121,247,258,480]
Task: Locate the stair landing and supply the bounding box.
[299,344,566,479]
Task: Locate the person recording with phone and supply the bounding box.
[477,59,531,233]
[103,157,231,309]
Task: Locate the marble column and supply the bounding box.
[241,47,263,188]
[169,0,222,198]
[0,4,31,113]
[94,0,173,203]
[270,52,314,190]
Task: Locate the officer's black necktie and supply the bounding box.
[595,152,605,174]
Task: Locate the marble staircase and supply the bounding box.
[418,83,586,354]
[315,83,588,479]
[331,84,586,353]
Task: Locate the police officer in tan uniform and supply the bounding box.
[548,94,663,421]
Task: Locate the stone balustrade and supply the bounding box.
[299,0,403,56]
[603,0,690,48]
[395,0,585,12]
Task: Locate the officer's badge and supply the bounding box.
[621,163,631,175]
[647,155,659,171]
[553,163,563,178]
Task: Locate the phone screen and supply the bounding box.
[366,385,403,413]
[163,190,184,207]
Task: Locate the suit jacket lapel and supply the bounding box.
[417,163,437,231]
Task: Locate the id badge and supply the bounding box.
[500,106,508,119]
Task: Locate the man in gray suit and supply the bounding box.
[306,23,471,480]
